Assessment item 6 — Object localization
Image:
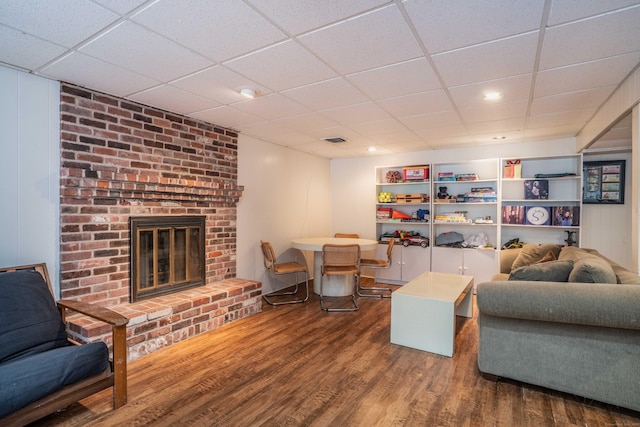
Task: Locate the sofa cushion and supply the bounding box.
[559,246,618,284]
[569,258,618,284]
[0,269,68,363]
[512,244,562,270]
[0,342,109,417]
[508,260,574,282]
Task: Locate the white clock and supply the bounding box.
[526,206,550,225]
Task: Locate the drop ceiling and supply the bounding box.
[1,0,639,159]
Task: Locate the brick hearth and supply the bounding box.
[58,83,261,360]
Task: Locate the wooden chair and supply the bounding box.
[334,233,360,238]
[320,244,360,312]
[0,263,128,426]
[260,241,309,305]
[359,238,396,298]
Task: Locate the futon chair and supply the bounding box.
[320,244,360,312]
[260,241,309,305]
[0,263,128,426]
[359,238,395,298]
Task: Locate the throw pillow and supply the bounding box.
[511,244,562,270]
[536,250,556,264]
[568,257,618,284]
[508,260,574,282]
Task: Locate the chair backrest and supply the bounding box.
[322,244,360,268]
[260,240,277,271]
[385,238,396,262]
[0,263,53,297]
[334,233,360,238]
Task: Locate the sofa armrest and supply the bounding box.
[477,281,640,331]
[57,300,129,408]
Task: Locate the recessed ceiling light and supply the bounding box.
[493,136,507,140]
[484,92,502,101]
[240,88,256,99]
[367,146,376,152]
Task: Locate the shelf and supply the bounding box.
[501,224,580,229]
[433,201,497,205]
[502,199,581,203]
[377,203,430,206]
[433,178,496,184]
[377,181,429,186]
[376,221,429,225]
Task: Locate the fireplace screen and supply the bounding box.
[130,216,205,302]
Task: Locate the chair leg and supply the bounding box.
[320,273,359,312]
[263,271,309,305]
[358,270,392,299]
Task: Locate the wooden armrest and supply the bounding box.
[57,299,129,409]
[57,299,128,327]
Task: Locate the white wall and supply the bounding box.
[236,135,331,292]
[0,66,60,293]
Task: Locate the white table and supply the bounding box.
[291,237,378,296]
[390,271,473,357]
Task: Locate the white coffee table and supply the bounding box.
[390,271,474,357]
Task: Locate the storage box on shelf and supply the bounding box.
[500,155,582,247]
[431,159,499,284]
[374,165,431,283]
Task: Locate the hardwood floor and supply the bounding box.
[34,281,640,426]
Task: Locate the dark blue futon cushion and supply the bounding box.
[0,268,110,417]
[0,342,109,417]
[0,269,68,363]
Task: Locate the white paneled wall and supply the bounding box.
[0,66,60,293]
[237,135,331,292]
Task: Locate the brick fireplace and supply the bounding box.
[59,83,261,360]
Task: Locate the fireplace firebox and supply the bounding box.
[130,216,206,302]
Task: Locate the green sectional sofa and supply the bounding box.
[477,244,640,412]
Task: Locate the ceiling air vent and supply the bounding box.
[323,137,346,143]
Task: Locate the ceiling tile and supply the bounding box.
[246,0,388,35]
[346,58,442,100]
[535,52,640,97]
[0,25,67,70]
[432,32,539,87]
[399,110,462,131]
[281,78,368,111]
[191,105,263,128]
[404,0,545,54]
[131,0,286,62]
[0,0,120,47]
[79,21,213,82]
[93,0,149,14]
[171,65,271,104]
[350,118,408,136]
[234,121,295,140]
[523,123,584,140]
[527,109,595,129]
[459,99,528,123]
[414,124,469,140]
[224,40,337,91]
[530,86,615,116]
[298,4,422,75]
[39,52,159,97]
[464,118,526,135]
[548,0,640,26]
[272,112,341,132]
[320,102,391,125]
[448,74,532,110]
[230,93,311,120]
[378,89,453,117]
[540,5,640,69]
[129,84,221,114]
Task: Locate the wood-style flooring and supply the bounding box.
[33,281,640,426]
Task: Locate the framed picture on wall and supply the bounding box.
[583,160,625,204]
